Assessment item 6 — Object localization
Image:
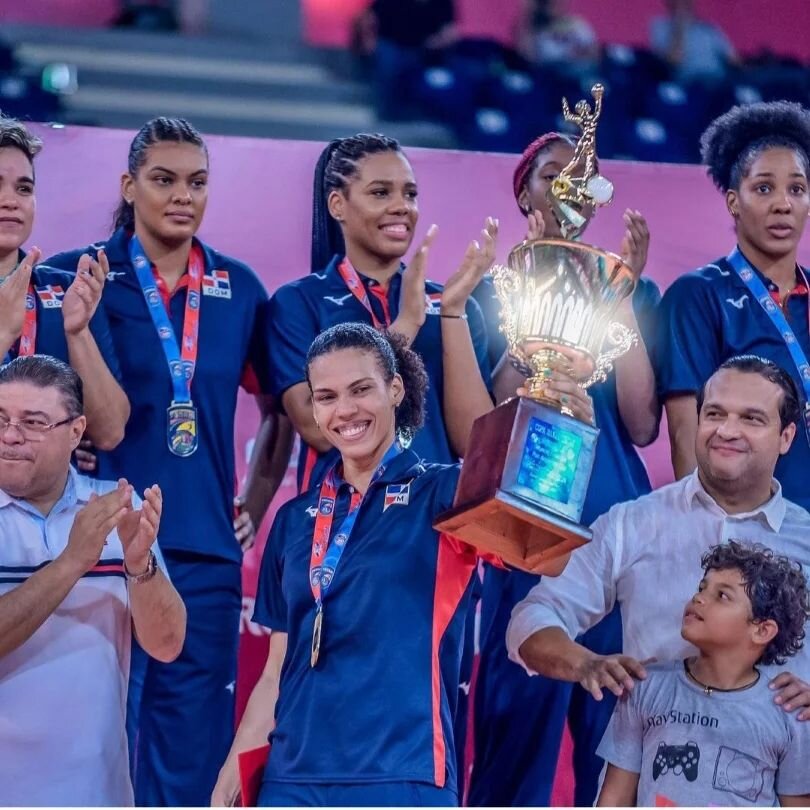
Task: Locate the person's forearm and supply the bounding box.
[613,303,660,447]
[665,398,698,480]
[389,315,422,348]
[129,569,186,663]
[223,634,286,767]
[441,317,493,457]
[66,328,130,450]
[0,556,82,659]
[518,626,594,682]
[242,412,295,527]
[229,665,280,756]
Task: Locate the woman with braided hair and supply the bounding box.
[266,133,497,493]
[657,101,810,512]
[43,116,294,806]
[468,131,661,807]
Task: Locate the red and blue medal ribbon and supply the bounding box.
[129,235,204,456]
[308,441,401,666]
[336,258,390,329]
[18,285,36,357]
[727,246,810,442]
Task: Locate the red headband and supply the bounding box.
[512,132,568,204]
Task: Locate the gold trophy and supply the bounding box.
[435,85,637,573]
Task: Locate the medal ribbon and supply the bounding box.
[309,441,401,609]
[129,236,203,403]
[336,258,390,329]
[18,285,36,357]
[726,246,810,441]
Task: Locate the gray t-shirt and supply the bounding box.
[597,661,810,806]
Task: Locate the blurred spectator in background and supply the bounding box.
[115,0,178,31]
[650,0,738,85]
[355,0,457,120]
[516,0,600,79]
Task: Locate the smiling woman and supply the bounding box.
[213,322,500,808]
[655,101,810,515]
[41,116,294,807]
[267,133,496,496]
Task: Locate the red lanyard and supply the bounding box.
[336,258,390,329]
[309,476,362,606]
[18,285,37,356]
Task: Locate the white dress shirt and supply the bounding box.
[0,468,165,807]
[506,470,810,681]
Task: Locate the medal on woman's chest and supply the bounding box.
[310,604,324,668]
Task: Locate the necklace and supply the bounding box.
[683,659,760,696]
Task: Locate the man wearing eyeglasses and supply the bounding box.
[0,354,186,806]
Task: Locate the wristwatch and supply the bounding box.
[125,550,157,584]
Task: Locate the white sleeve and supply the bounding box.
[505,506,622,674]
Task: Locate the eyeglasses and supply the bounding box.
[0,414,76,441]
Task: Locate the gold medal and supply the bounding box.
[310,605,323,668]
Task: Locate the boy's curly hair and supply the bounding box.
[702,541,810,666]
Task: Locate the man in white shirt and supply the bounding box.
[508,355,810,719]
[0,355,186,806]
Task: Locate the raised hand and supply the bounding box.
[526,209,546,242]
[60,486,131,575]
[118,481,162,573]
[391,224,438,343]
[62,249,109,336]
[619,209,650,280]
[441,217,498,316]
[0,246,40,347]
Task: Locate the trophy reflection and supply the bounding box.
[435,84,637,574]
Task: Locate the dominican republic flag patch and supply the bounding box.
[383,482,410,511]
[202,270,232,299]
[424,292,442,315]
[35,285,65,308]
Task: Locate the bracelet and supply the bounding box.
[439,313,468,320]
[125,550,157,584]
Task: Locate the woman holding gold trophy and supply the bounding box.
[467,89,662,806]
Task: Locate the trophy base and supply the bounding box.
[434,396,599,574]
[434,489,591,574]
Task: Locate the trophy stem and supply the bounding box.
[524,348,576,417]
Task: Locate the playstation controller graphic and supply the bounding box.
[652,741,700,782]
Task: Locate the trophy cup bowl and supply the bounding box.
[433,238,637,574]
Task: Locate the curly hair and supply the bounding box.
[310,133,404,273]
[701,541,810,666]
[305,321,427,439]
[700,101,810,192]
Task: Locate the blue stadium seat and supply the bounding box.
[463,108,523,153]
[622,118,691,163]
[414,66,476,128]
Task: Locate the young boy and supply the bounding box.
[596,541,810,807]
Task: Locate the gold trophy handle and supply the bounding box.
[580,322,638,389]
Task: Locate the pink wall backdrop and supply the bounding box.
[304,0,810,62]
[27,122,810,711]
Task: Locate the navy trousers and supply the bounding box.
[467,566,620,807]
[127,550,242,807]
